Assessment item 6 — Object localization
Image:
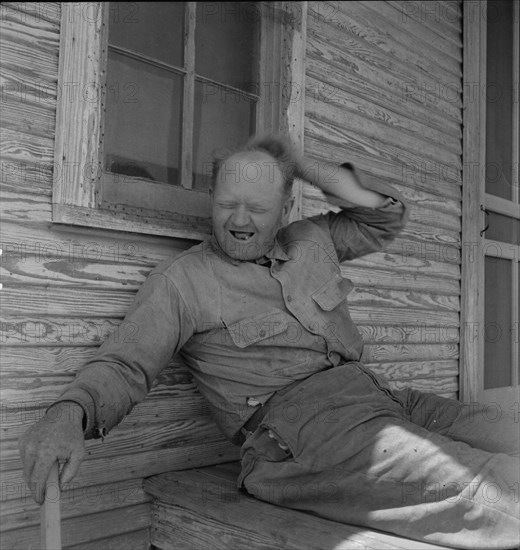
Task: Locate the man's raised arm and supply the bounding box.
[294,154,409,261]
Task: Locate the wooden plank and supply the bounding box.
[145,469,448,550]
[0,285,459,344]
[1,417,228,465]
[366,1,462,61]
[366,360,459,382]
[342,265,460,294]
[358,323,459,344]
[303,194,461,234]
[0,254,151,290]
[151,504,291,550]
[337,1,461,73]
[53,202,211,242]
[0,503,151,550]
[0,363,195,408]
[306,8,461,121]
[0,346,189,379]
[305,46,460,141]
[0,246,460,291]
[350,288,459,312]
[0,285,460,325]
[304,135,462,200]
[0,439,241,486]
[388,1,462,42]
[344,251,460,279]
[1,478,149,532]
[53,2,103,210]
[180,2,196,189]
[388,376,458,395]
[305,115,461,189]
[0,62,57,106]
[361,343,458,363]
[0,197,192,260]
[0,192,52,223]
[0,341,458,408]
[0,309,459,349]
[0,286,135,317]
[0,3,61,27]
[0,17,59,75]
[67,529,151,550]
[0,316,123,347]
[459,0,485,402]
[0,159,53,196]
[386,232,461,263]
[302,169,462,223]
[1,359,458,444]
[1,89,56,138]
[284,0,307,224]
[1,127,54,167]
[305,95,461,175]
[1,392,210,442]
[305,72,461,156]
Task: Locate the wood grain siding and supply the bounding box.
[0,4,238,548]
[305,0,463,398]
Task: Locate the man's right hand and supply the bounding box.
[18,401,86,504]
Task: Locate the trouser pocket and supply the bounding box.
[238,426,293,489]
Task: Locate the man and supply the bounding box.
[19,136,519,548]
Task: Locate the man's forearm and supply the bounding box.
[296,156,388,208]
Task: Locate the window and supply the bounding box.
[461,0,519,406]
[52,2,306,238]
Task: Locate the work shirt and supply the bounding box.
[56,166,408,443]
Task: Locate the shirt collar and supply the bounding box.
[208,233,290,266]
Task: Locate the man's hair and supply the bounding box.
[211,134,297,199]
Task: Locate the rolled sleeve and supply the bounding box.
[54,270,195,439]
[310,163,409,262]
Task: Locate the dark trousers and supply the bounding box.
[238,363,520,549]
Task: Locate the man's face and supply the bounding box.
[211,151,292,261]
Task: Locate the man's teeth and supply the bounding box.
[231,231,254,240]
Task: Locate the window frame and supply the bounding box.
[460,0,520,402]
[52,1,307,239]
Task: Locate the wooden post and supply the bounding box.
[41,461,62,550]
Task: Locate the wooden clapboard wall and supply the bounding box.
[0,3,238,549]
[304,0,462,398]
[0,1,463,548]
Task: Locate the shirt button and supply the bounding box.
[287,295,292,302]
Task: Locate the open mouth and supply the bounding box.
[229,230,255,242]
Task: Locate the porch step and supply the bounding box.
[144,461,450,550]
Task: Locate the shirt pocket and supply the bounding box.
[311,275,353,310]
[223,308,290,348]
[311,275,363,356]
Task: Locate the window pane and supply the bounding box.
[104,52,182,185]
[195,2,259,91]
[109,2,184,67]
[485,0,514,200]
[486,212,520,245]
[193,80,255,190]
[484,257,512,389]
